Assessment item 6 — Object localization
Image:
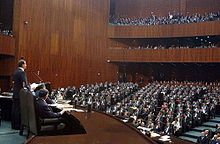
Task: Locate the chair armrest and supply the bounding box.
[40,118,61,124]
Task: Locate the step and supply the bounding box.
[210,117,220,123]
[192,126,216,132]
[182,131,201,139]
[0,121,19,134]
[179,136,197,143]
[202,122,219,128]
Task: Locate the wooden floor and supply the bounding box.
[26,111,156,144]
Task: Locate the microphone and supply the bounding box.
[32,71,43,83]
[30,71,52,94]
[30,71,44,91]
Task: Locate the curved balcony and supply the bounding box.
[108,21,220,38]
[107,47,220,63]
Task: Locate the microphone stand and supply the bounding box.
[32,71,43,83]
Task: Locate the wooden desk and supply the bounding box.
[0,95,12,99]
[0,95,12,120]
[26,111,156,144]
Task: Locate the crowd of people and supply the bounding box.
[197,124,220,144]
[0,23,13,36]
[53,82,139,110]
[125,43,217,50]
[51,80,220,140]
[109,12,220,26]
[102,81,219,137]
[113,36,220,50]
[0,29,13,36]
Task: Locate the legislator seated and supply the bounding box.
[35,88,86,135]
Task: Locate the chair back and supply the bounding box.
[0,107,1,126]
[26,91,39,135]
[19,88,29,128]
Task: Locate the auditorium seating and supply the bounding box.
[123,35,219,50]
[55,81,220,140]
[109,12,220,26]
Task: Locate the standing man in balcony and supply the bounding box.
[11,59,29,130]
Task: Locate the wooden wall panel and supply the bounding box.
[0,75,11,91]
[114,0,181,17]
[113,0,220,17]
[7,0,220,89]
[107,48,220,63]
[13,0,118,88]
[117,63,220,86]
[179,0,186,15]
[186,0,220,14]
[0,35,15,56]
[0,57,14,74]
[108,21,220,38]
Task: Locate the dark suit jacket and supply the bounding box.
[12,68,29,99]
[197,136,209,144]
[36,98,61,118]
[34,90,55,104]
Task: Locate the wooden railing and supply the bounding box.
[108,21,220,38]
[107,48,220,62]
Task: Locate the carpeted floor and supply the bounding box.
[0,121,26,144]
[179,116,220,143]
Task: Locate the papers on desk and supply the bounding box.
[130,106,137,110]
[48,103,72,109]
[48,103,85,112]
[1,92,13,96]
[56,100,71,104]
[161,135,170,139]
[158,138,171,142]
[63,108,85,113]
[150,132,161,138]
[158,135,171,142]
[122,119,129,123]
[137,126,152,132]
[30,83,39,90]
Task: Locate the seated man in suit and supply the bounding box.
[36,88,86,134]
[34,84,55,104]
[36,89,65,118]
[197,129,210,144]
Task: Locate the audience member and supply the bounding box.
[109,12,220,26]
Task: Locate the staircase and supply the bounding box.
[179,116,220,143]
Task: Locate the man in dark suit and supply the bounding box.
[34,83,55,104]
[11,59,30,130]
[36,89,65,118]
[197,129,210,144]
[36,89,86,134]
